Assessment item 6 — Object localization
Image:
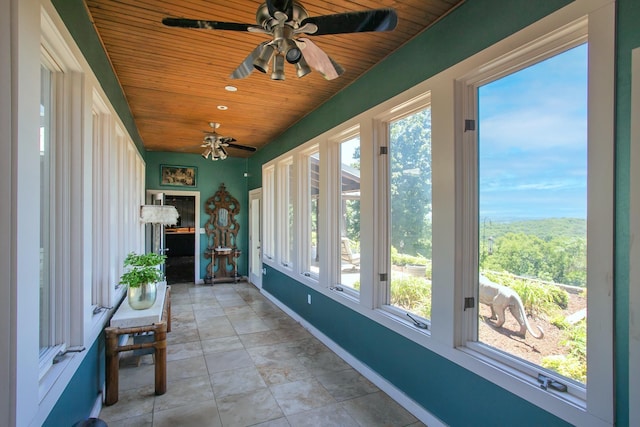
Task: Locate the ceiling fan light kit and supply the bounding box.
[162,0,398,81]
[201,122,256,161]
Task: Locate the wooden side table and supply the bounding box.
[104,283,171,406]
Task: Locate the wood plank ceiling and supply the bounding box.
[85,0,462,157]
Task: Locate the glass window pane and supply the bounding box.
[263,167,275,260]
[388,107,432,322]
[308,151,320,277]
[339,136,361,291]
[477,44,588,384]
[40,65,52,351]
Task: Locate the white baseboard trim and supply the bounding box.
[89,393,103,418]
[260,289,447,427]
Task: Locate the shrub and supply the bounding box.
[541,319,586,383]
[390,276,432,319]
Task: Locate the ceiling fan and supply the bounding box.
[162,0,398,81]
[201,122,256,161]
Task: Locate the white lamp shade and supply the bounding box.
[139,205,179,225]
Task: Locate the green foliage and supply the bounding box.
[391,246,428,266]
[119,252,166,288]
[483,272,569,318]
[481,231,586,286]
[390,108,432,258]
[390,276,432,319]
[541,320,587,383]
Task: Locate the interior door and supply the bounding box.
[249,188,262,288]
[146,190,201,284]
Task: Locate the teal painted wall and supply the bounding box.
[614,1,640,425]
[145,151,250,279]
[43,336,105,427]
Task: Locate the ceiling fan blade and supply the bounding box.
[297,38,344,80]
[300,8,398,36]
[266,0,293,20]
[218,137,237,144]
[227,142,257,152]
[162,17,253,32]
[230,42,268,79]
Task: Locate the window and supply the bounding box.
[278,159,295,269]
[385,105,433,326]
[457,15,614,420]
[339,135,361,292]
[476,44,588,386]
[262,165,275,261]
[301,148,320,279]
[39,64,53,353]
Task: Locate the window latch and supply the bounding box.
[537,374,567,392]
[406,313,428,329]
[53,346,86,364]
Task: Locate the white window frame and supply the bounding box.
[375,92,433,327]
[298,144,321,281]
[452,7,614,425]
[262,165,276,262]
[277,157,296,270]
[332,126,362,299]
[39,15,85,382]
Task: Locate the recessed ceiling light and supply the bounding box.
[224,85,238,92]
[217,105,228,110]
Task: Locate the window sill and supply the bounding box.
[449,345,609,427]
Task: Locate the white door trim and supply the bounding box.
[146,190,202,284]
[249,188,263,288]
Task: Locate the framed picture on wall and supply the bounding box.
[160,164,197,187]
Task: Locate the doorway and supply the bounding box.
[147,190,201,284]
[249,188,262,288]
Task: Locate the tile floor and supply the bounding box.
[99,281,426,427]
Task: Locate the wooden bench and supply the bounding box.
[104,283,171,406]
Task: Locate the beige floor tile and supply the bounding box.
[166,355,209,382]
[270,378,336,416]
[286,403,360,427]
[201,335,244,355]
[153,375,214,412]
[99,385,155,423]
[315,368,379,401]
[256,358,313,386]
[217,388,284,427]
[252,417,291,427]
[166,340,203,362]
[341,391,418,427]
[204,348,254,374]
[298,350,351,376]
[153,400,222,427]
[210,366,267,398]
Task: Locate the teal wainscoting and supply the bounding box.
[42,334,105,427]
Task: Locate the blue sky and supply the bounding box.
[479,43,588,221]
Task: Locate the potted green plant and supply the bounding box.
[119,252,166,310]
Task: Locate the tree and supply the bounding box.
[390,108,432,257]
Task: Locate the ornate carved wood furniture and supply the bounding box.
[204,183,241,283]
